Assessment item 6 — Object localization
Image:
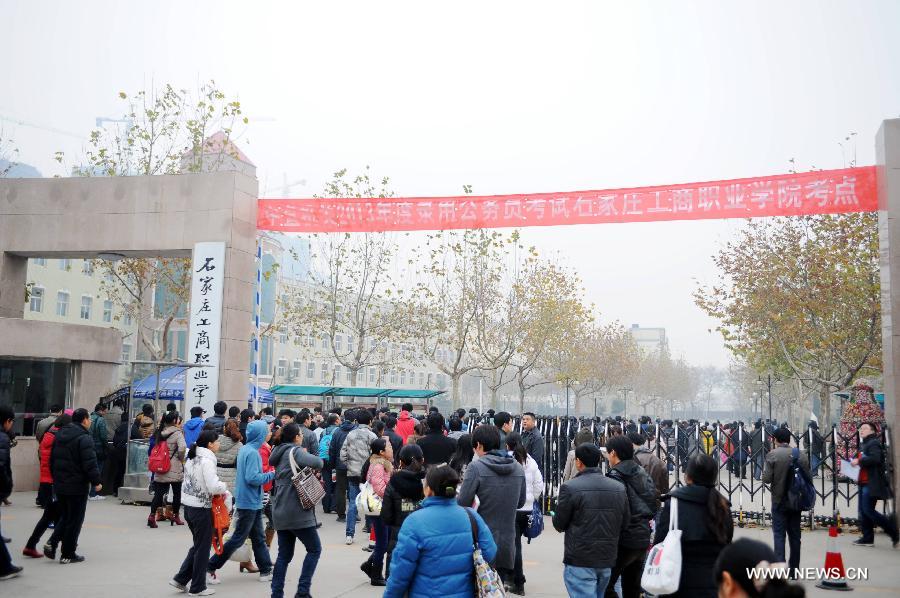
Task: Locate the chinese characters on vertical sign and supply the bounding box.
[186,242,225,415]
[255,166,877,233]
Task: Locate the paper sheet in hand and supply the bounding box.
[840,459,860,482]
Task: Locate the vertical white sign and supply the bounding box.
[186,242,226,414]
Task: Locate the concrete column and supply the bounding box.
[0,252,27,318]
[876,118,900,501]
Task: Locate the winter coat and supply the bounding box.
[154,426,187,483]
[635,447,669,499]
[35,415,57,443]
[607,459,658,549]
[858,435,891,499]
[182,417,205,450]
[562,449,578,483]
[0,429,12,500]
[456,450,527,570]
[259,442,274,492]
[340,424,377,478]
[395,410,417,444]
[762,444,811,505]
[654,484,734,598]
[205,414,227,436]
[381,468,425,529]
[366,455,393,498]
[384,428,404,461]
[234,420,275,510]
[521,427,544,466]
[112,420,129,460]
[215,435,242,494]
[89,412,108,458]
[299,424,319,456]
[416,430,457,467]
[39,427,59,484]
[50,423,101,495]
[102,406,124,442]
[553,467,630,569]
[182,446,229,509]
[518,454,544,512]
[384,497,497,598]
[131,414,154,440]
[269,443,323,531]
[329,421,357,472]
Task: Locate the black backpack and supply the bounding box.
[783,448,816,512]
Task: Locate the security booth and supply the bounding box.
[269,385,339,412]
[268,385,446,414]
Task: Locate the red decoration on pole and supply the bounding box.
[257,166,877,233]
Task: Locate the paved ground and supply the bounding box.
[1,491,898,597]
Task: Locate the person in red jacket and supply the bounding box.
[395,404,417,444]
[22,413,71,559]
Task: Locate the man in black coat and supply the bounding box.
[520,412,544,467]
[415,412,457,467]
[553,443,629,597]
[605,434,658,598]
[852,422,899,547]
[50,408,102,564]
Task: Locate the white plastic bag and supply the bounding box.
[355,481,383,517]
[224,511,253,563]
[641,497,682,595]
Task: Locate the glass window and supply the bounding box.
[390,369,397,384]
[346,336,354,351]
[80,295,92,320]
[278,326,287,344]
[321,336,328,349]
[30,286,44,313]
[82,260,93,276]
[0,358,71,436]
[277,358,287,377]
[419,372,425,387]
[34,257,46,267]
[291,360,301,379]
[357,370,364,385]
[335,335,342,351]
[121,343,131,362]
[400,370,406,385]
[347,367,353,382]
[306,362,315,379]
[102,300,113,323]
[333,364,341,382]
[321,362,329,382]
[56,291,69,317]
[58,258,71,271]
[368,367,376,383]
[123,311,133,326]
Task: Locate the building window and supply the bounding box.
[347,368,353,382]
[34,257,46,267]
[321,362,329,382]
[80,296,92,320]
[56,291,70,317]
[390,369,397,384]
[29,286,44,313]
[419,372,425,387]
[291,360,301,379]
[400,369,407,385]
[305,333,313,347]
[346,336,354,351]
[58,259,71,271]
[306,362,315,379]
[368,367,376,383]
[82,260,94,276]
[277,358,287,377]
[102,300,113,323]
[123,311,133,326]
[357,370,364,385]
[321,336,328,349]
[335,334,342,351]
[121,343,131,362]
[333,364,341,382]
[278,326,287,344]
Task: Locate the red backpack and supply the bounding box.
[147,438,171,474]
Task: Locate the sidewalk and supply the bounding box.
[1,491,898,597]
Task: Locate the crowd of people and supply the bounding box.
[0,400,897,597]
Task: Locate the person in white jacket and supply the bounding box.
[505,431,544,596]
[170,430,231,596]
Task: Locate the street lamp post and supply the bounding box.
[565,377,570,420]
[757,374,776,421]
[619,387,632,420]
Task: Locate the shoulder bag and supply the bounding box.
[641,496,682,595]
[289,447,325,510]
[465,508,506,598]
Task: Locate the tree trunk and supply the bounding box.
[451,374,462,411]
[820,385,831,432]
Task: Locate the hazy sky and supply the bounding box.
[3,1,900,367]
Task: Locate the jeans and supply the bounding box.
[564,565,612,598]
[271,527,322,598]
[810,455,822,477]
[367,516,388,572]
[346,477,361,537]
[0,508,13,574]
[174,506,213,594]
[150,481,182,516]
[208,508,272,574]
[771,503,802,571]
[26,499,62,550]
[604,547,645,598]
[89,456,105,497]
[754,454,764,480]
[322,464,335,513]
[56,493,88,559]
[334,469,348,517]
[858,484,899,542]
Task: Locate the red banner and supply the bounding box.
[257,166,877,233]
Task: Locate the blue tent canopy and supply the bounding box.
[131,366,273,404]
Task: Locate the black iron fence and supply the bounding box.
[472,416,894,528]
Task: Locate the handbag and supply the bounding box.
[641,497,682,595]
[523,500,544,543]
[288,447,325,510]
[355,480,383,517]
[465,508,506,598]
[210,494,231,556]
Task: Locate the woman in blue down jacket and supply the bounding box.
[384,464,497,598]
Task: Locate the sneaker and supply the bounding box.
[206,572,221,586]
[88,495,106,501]
[168,580,188,593]
[22,547,43,559]
[258,572,272,582]
[336,515,346,522]
[42,543,56,560]
[853,539,874,547]
[0,566,23,581]
[188,590,215,597]
[59,554,85,564]
[345,536,354,545]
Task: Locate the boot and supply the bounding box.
[170,513,185,526]
[239,561,259,573]
[155,507,166,522]
[147,514,158,529]
[265,528,275,547]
